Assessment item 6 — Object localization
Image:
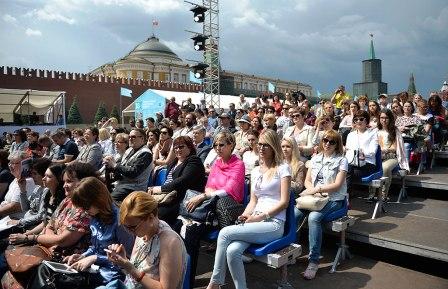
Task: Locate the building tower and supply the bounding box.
[353,35,387,99]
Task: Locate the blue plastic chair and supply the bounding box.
[360,145,383,183]
[322,198,349,223]
[154,168,168,186]
[245,191,296,256]
[182,254,191,289]
[204,137,212,146]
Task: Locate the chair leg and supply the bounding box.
[330,230,351,273]
[277,264,294,289]
[329,248,342,274]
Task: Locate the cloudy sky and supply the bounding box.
[1,0,447,96]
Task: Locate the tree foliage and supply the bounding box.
[67,97,83,124]
[93,101,108,124]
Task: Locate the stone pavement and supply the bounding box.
[193,244,448,289]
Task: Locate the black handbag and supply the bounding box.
[216,196,244,229]
[179,189,218,223]
[28,263,99,289]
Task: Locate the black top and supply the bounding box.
[56,139,79,160]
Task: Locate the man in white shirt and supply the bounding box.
[237,94,250,111]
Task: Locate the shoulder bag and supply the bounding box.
[296,193,329,211]
[5,244,51,273]
[216,196,244,229]
[179,189,218,223]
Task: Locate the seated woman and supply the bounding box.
[153,126,173,163]
[113,133,129,163]
[281,136,305,197]
[181,131,245,288]
[338,101,359,144]
[148,136,206,226]
[105,191,187,289]
[0,150,14,201]
[312,116,336,149]
[377,109,409,201]
[284,108,315,160]
[242,130,260,176]
[368,100,381,128]
[146,128,160,155]
[206,129,290,289]
[63,177,134,287]
[428,94,447,146]
[2,163,97,288]
[345,110,378,192]
[296,129,348,280]
[99,128,114,156]
[74,127,103,170]
[395,101,422,161]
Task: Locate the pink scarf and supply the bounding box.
[206,154,245,203]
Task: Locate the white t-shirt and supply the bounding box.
[1,178,36,218]
[242,151,259,175]
[251,163,291,221]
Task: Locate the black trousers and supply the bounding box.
[346,163,377,195]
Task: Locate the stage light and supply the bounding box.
[191,34,208,51]
[191,63,208,79]
[190,6,207,23]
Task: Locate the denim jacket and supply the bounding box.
[310,153,347,201]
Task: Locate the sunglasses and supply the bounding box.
[213,143,226,148]
[257,142,271,149]
[322,138,337,145]
[115,141,127,144]
[353,117,365,122]
[129,135,143,139]
[292,114,302,118]
[174,145,186,150]
[160,131,168,134]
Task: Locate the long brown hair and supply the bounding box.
[317,130,344,155]
[120,191,158,224]
[72,177,114,224]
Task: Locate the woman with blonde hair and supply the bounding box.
[281,136,305,196]
[206,129,291,289]
[99,128,114,156]
[106,191,187,289]
[296,129,348,280]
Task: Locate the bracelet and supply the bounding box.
[265,212,270,220]
[134,270,145,282]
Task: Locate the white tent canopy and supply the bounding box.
[122,89,253,117]
[0,88,65,123]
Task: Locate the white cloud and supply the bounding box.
[26,9,76,25]
[2,14,17,23]
[229,0,279,31]
[294,0,312,12]
[25,28,42,36]
[92,0,182,13]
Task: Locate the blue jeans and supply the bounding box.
[295,200,344,263]
[210,219,284,289]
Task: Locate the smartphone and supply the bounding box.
[104,249,113,254]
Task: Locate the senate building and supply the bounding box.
[90,34,313,98]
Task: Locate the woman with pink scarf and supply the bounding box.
[182,131,245,288]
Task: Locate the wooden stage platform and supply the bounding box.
[347,165,448,263]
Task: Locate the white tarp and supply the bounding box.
[0,88,65,122]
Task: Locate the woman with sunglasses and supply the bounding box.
[185,132,245,287]
[148,136,206,226]
[284,108,315,160]
[63,177,134,288]
[106,191,187,289]
[296,130,347,280]
[206,129,290,289]
[377,109,409,201]
[153,126,173,164]
[345,110,378,191]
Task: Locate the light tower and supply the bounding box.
[188,0,220,108]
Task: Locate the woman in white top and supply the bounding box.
[345,110,378,191]
[242,130,260,176]
[296,129,348,280]
[99,128,115,156]
[206,129,291,289]
[284,108,314,159]
[339,101,359,129]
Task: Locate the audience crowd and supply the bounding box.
[0,89,446,289]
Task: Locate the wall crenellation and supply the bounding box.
[0,66,202,91]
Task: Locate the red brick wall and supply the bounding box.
[0,66,202,123]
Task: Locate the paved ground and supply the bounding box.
[193,243,448,289]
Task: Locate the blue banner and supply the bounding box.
[120,87,132,97]
[134,89,166,120]
[268,82,275,93]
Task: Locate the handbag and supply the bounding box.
[179,189,218,223]
[28,263,94,289]
[348,149,366,167]
[151,190,177,205]
[216,196,244,229]
[296,193,329,211]
[5,245,51,273]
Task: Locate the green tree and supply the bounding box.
[93,101,108,124]
[110,105,120,122]
[67,97,83,124]
[407,73,417,95]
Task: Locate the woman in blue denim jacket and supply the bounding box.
[296,129,348,280]
[64,177,134,287]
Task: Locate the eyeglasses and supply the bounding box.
[322,138,337,145]
[257,142,271,149]
[123,219,144,232]
[115,141,127,144]
[353,117,365,122]
[213,143,226,148]
[129,135,143,139]
[174,145,186,150]
[292,114,302,118]
[160,131,168,135]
